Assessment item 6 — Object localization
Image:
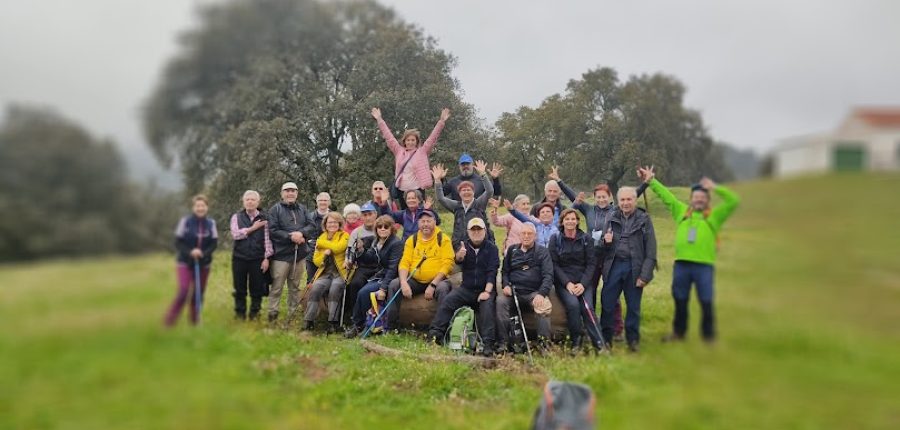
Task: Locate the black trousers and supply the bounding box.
[232,257,266,318]
[429,287,497,345]
[343,266,379,323]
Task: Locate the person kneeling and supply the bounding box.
[428,218,500,356]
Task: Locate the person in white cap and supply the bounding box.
[342,203,363,234]
[266,182,316,323]
[426,217,500,356]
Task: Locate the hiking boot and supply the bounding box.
[569,336,584,357]
[428,331,444,346]
[627,340,640,353]
[661,332,684,343]
[613,333,625,343]
[326,321,340,334]
[303,321,315,331]
[590,338,606,354]
[481,344,495,357]
[344,326,360,339]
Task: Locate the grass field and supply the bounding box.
[2,173,899,429]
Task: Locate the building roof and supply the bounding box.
[850,107,900,128]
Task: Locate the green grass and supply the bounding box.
[2,173,899,429]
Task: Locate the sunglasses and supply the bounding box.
[376,225,392,230]
[373,187,384,191]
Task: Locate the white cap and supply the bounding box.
[467,218,486,230]
[281,182,298,191]
[343,203,362,217]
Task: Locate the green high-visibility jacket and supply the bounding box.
[648,178,740,265]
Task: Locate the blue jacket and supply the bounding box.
[390,207,441,241]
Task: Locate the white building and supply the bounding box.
[772,107,900,177]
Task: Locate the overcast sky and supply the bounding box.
[2,0,899,184]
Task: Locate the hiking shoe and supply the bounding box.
[481,345,495,357]
[326,322,340,334]
[627,341,640,353]
[613,333,625,343]
[344,326,360,338]
[569,336,584,357]
[661,333,684,343]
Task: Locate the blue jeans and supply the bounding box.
[600,259,644,343]
[672,261,715,339]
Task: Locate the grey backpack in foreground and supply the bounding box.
[532,381,597,430]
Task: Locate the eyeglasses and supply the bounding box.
[376,225,392,230]
[373,187,384,191]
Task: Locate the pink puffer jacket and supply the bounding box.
[378,117,445,191]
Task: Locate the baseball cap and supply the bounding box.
[458,153,474,164]
[467,218,486,230]
[416,209,437,220]
[281,182,298,191]
[360,202,377,213]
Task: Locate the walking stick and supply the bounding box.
[194,259,203,325]
[360,255,427,339]
[510,285,534,365]
[580,295,607,350]
[339,263,357,329]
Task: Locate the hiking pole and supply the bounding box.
[360,255,427,339]
[579,295,607,350]
[510,285,534,365]
[194,258,203,325]
[339,263,356,329]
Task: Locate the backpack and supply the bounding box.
[531,381,597,430]
[364,291,388,335]
[445,306,481,354]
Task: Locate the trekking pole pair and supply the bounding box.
[360,255,428,339]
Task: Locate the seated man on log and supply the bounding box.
[386,209,454,329]
[496,222,554,354]
[427,218,500,356]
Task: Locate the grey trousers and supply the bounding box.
[268,259,305,319]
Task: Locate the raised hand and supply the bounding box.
[548,165,560,182]
[489,162,504,178]
[575,192,586,205]
[699,176,717,191]
[431,164,447,181]
[474,159,488,175]
[423,195,433,210]
[371,107,382,120]
[488,198,500,209]
[502,198,512,210]
[440,108,451,122]
[637,165,655,183]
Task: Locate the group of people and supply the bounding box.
[166,108,740,357]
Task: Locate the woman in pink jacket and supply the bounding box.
[372,107,450,209]
[489,194,532,254]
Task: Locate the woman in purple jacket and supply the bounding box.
[372,107,450,209]
[164,195,218,327]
